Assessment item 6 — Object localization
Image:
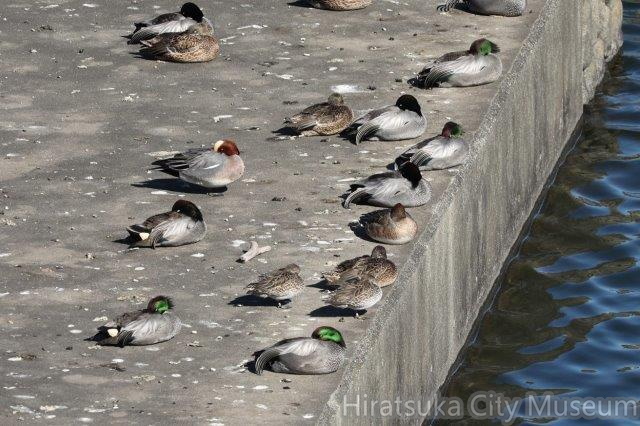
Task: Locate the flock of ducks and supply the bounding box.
[91,0,526,376]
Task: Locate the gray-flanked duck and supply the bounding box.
[255,326,346,375]
[343,162,431,208]
[394,121,469,171]
[415,39,502,88]
[127,200,206,248]
[127,2,213,44]
[152,140,244,189]
[92,296,181,347]
[438,0,526,16]
[347,94,427,145]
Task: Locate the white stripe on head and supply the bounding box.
[213,140,225,151]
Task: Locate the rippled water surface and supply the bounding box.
[437,2,640,424]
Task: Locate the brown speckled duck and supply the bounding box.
[307,0,372,11]
[139,23,219,63]
[284,93,353,136]
[324,275,382,316]
[245,264,305,308]
[360,203,418,245]
[323,246,397,288]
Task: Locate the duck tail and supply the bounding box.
[92,327,133,347]
[436,0,460,12]
[355,122,379,145]
[126,224,151,243]
[255,348,279,375]
[343,187,367,209]
[150,158,181,177]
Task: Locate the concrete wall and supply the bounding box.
[318,0,622,424]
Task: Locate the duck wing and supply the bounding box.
[128,17,196,44]
[355,106,407,144]
[148,215,194,248]
[419,54,484,88]
[255,337,321,374]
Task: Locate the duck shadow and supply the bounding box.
[308,305,357,317]
[245,357,259,374]
[348,221,379,243]
[228,295,281,308]
[266,127,300,142]
[287,0,314,8]
[307,280,336,291]
[112,236,134,246]
[132,179,227,195]
[129,50,159,62]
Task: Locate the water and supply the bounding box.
[436,2,640,424]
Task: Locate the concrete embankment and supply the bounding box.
[319,0,622,424]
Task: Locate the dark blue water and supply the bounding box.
[437,2,640,424]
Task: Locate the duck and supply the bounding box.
[438,0,526,16]
[254,326,346,375]
[394,121,469,171]
[360,203,418,245]
[323,245,387,284]
[284,93,353,136]
[152,139,244,189]
[324,275,383,316]
[126,199,206,248]
[342,162,431,208]
[127,2,212,44]
[347,94,427,145]
[139,24,219,63]
[323,245,397,287]
[415,39,502,88]
[245,264,304,308]
[91,296,181,347]
[306,0,372,11]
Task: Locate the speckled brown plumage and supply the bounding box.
[245,264,304,305]
[140,25,219,63]
[325,275,382,312]
[323,246,396,287]
[285,93,353,136]
[308,0,372,11]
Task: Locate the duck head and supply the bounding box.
[213,139,240,156]
[327,93,345,106]
[312,326,346,348]
[371,245,387,259]
[172,199,204,221]
[399,162,423,188]
[390,203,407,221]
[395,94,422,116]
[470,39,500,56]
[180,2,204,22]
[281,263,301,274]
[441,122,464,138]
[147,296,174,314]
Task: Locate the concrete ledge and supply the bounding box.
[319,0,620,424]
